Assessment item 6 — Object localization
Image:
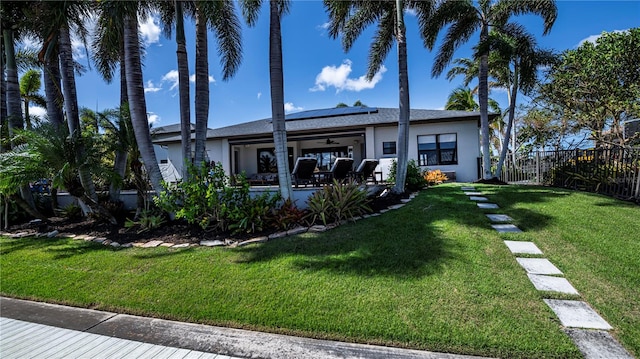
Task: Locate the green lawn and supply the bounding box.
[1,184,638,358]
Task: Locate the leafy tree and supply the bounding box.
[243,0,294,200]
[335,102,348,108]
[325,0,435,193]
[423,0,557,179]
[538,28,640,148]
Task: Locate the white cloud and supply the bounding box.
[404,8,417,16]
[139,15,161,45]
[310,59,387,93]
[28,106,47,119]
[284,102,303,113]
[147,112,160,124]
[144,80,162,93]
[189,74,215,83]
[576,29,628,47]
[257,92,262,99]
[161,70,180,91]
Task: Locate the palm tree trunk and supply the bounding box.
[194,9,209,168]
[59,26,98,203]
[43,53,65,130]
[269,1,293,200]
[393,0,410,194]
[4,28,38,213]
[3,29,23,137]
[176,1,192,179]
[123,13,164,195]
[109,45,129,202]
[1,41,7,153]
[496,63,519,177]
[478,26,492,180]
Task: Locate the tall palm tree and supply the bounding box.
[243,0,293,199]
[20,69,47,130]
[490,24,556,176]
[121,2,164,195]
[325,0,434,193]
[423,0,556,179]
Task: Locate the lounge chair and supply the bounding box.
[327,157,354,183]
[352,159,379,184]
[291,157,318,187]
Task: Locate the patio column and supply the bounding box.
[365,127,376,158]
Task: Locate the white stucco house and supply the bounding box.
[152,107,492,184]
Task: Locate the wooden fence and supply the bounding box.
[497,147,640,202]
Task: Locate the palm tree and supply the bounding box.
[490,24,556,176]
[445,87,478,111]
[243,0,294,199]
[20,69,47,129]
[121,2,164,195]
[325,0,435,193]
[423,0,557,179]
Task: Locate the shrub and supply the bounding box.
[155,162,281,234]
[388,159,427,192]
[125,209,166,233]
[269,198,308,231]
[306,180,371,226]
[60,203,82,220]
[424,169,448,186]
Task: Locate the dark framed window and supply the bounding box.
[257,147,293,173]
[382,141,396,155]
[417,134,457,166]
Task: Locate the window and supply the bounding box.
[301,147,348,171]
[382,141,396,155]
[257,148,293,173]
[417,134,457,166]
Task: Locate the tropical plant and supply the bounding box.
[125,209,166,233]
[423,169,448,186]
[269,198,307,231]
[423,0,557,179]
[243,0,294,200]
[19,69,46,130]
[325,0,435,194]
[445,87,479,111]
[305,180,371,226]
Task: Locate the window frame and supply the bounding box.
[382,141,396,155]
[417,133,458,166]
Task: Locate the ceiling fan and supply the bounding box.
[317,138,338,145]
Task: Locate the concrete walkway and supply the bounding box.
[0,297,489,359]
[461,185,634,359]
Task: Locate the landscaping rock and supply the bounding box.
[388,204,405,210]
[287,227,307,235]
[238,237,269,246]
[200,240,226,247]
[141,240,163,248]
[110,242,121,248]
[132,242,145,247]
[121,243,133,248]
[172,243,190,249]
[92,237,105,243]
[46,230,59,238]
[268,232,287,240]
[309,225,327,232]
[160,243,174,247]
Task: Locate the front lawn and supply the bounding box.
[2,184,638,358]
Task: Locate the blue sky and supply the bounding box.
[22,1,640,130]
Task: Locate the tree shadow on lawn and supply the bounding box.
[0,236,112,260]
[235,193,470,279]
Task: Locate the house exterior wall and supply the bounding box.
[159,119,480,183]
[368,120,480,182]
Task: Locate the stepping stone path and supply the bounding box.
[459,184,631,359]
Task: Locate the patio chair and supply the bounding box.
[291,157,318,187]
[352,159,379,184]
[328,157,354,183]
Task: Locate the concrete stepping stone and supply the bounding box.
[527,274,579,295]
[461,186,475,191]
[469,196,489,201]
[492,224,522,233]
[477,203,499,209]
[565,329,634,359]
[504,240,542,254]
[516,258,563,275]
[544,300,613,330]
[486,214,513,222]
[464,191,483,196]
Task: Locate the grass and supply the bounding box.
[1,184,638,358]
